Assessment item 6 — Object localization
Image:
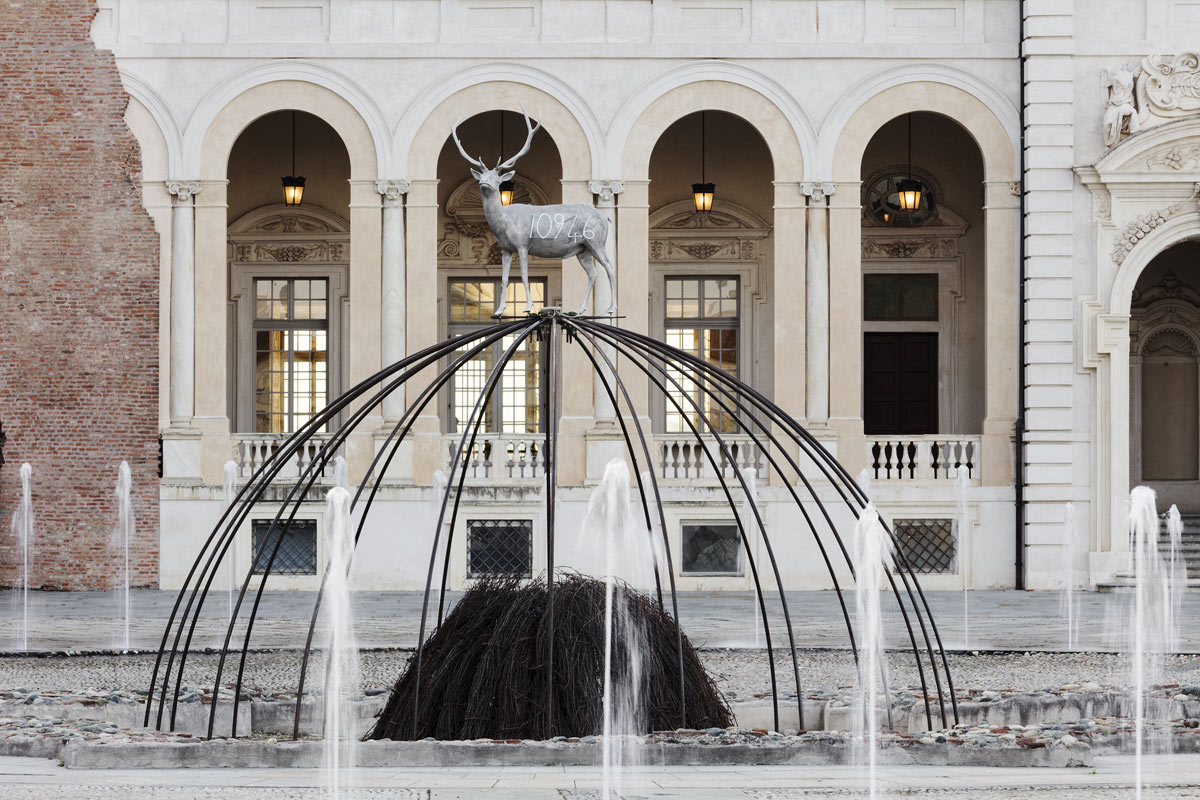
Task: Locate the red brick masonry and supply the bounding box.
[0,1,161,589]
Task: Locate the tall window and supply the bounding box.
[448,279,546,433]
[664,277,739,433]
[254,278,328,433]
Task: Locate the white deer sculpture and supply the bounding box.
[451,106,616,317]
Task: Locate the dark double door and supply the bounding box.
[863,332,938,435]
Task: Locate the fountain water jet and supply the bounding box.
[113,461,133,650]
[321,486,359,799]
[222,461,239,622]
[332,455,349,491]
[1128,486,1173,800]
[853,503,893,800]
[1166,504,1185,651]
[954,469,970,650]
[1059,502,1079,650]
[12,463,33,651]
[584,459,657,800]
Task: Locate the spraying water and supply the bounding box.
[1166,505,1185,652]
[12,463,33,651]
[954,469,970,650]
[322,486,360,799]
[332,455,349,491]
[223,461,239,621]
[583,459,658,800]
[113,462,133,650]
[1059,503,1079,650]
[1128,486,1173,800]
[856,467,872,497]
[853,503,893,800]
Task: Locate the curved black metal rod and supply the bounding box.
[208,328,526,737]
[543,317,559,736]
[586,322,955,727]
[289,322,534,739]
[559,320,687,726]
[570,322,799,731]
[149,327,498,731]
[412,320,543,736]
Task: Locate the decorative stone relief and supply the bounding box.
[648,201,769,265]
[862,237,957,259]
[1110,204,1183,265]
[166,180,201,204]
[1093,188,1112,222]
[1132,270,1200,306]
[247,214,338,233]
[1103,53,1200,147]
[234,241,346,263]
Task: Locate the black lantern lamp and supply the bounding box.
[897,113,922,213]
[498,111,516,206]
[281,110,306,206]
[692,111,715,212]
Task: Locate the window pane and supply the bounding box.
[901,274,938,320]
[272,279,288,320]
[681,523,742,575]
[255,279,273,320]
[255,330,288,433]
[499,335,540,433]
[666,278,701,319]
[506,281,546,313]
[864,275,901,320]
[665,328,701,433]
[449,280,495,323]
[703,278,738,318]
[290,330,327,431]
[452,346,495,433]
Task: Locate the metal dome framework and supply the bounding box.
[146,310,958,740]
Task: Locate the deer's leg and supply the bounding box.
[574,252,597,316]
[518,248,533,312]
[589,240,618,315]
[494,250,512,317]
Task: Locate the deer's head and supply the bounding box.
[451,104,541,199]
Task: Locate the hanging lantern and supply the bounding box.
[692,111,715,212]
[282,110,305,206]
[896,178,922,212]
[499,179,515,206]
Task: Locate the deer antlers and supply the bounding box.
[450,103,542,171]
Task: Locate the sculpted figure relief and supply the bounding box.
[1102,63,1142,147]
[451,106,616,317]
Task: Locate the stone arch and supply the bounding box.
[190,65,384,181]
[1108,216,1200,316]
[616,70,809,181]
[122,73,181,179]
[404,81,591,182]
[827,69,1018,183]
[395,63,602,180]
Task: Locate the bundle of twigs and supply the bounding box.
[366,574,731,741]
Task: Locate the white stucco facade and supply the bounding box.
[91,0,1200,592]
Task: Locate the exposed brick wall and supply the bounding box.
[0,1,160,589]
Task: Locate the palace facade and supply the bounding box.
[5,0,1200,592]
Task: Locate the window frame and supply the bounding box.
[231,263,348,434]
[661,274,743,434]
[679,520,745,577]
[444,276,549,435]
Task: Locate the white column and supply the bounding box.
[167,181,200,426]
[802,182,834,424]
[588,179,623,423]
[376,180,410,421]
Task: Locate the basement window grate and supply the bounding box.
[251,519,318,575]
[467,519,533,578]
[892,518,956,574]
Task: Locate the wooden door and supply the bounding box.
[863,332,938,435]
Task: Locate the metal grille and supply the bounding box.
[251,519,318,575]
[893,518,956,574]
[467,519,533,578]
[681,523,742,575]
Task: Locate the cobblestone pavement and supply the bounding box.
[0,755,1195,798]
[3,589,1197,654]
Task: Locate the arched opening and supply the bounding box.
[226,110,352,436]
[859,112,985,444]
[435,109,564,438]
[1130,241,1200,513]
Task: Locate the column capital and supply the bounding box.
[800,181,837,203]
[588,180,625,205]
[166,180,201,204]
[375,179,411,205]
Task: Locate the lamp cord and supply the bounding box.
[701,111,706,184]
[291,110,296,177]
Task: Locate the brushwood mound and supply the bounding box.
[366,575,731,741]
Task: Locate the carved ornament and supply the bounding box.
[234,241,347,263]
[1132,270,1200,306]
[1111,204,1183,265]
[862,237,957,260]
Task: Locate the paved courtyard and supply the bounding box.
[0,755,1196,798]
[4,588,1197,654]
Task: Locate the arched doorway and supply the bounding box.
[1129,241,1200,513]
